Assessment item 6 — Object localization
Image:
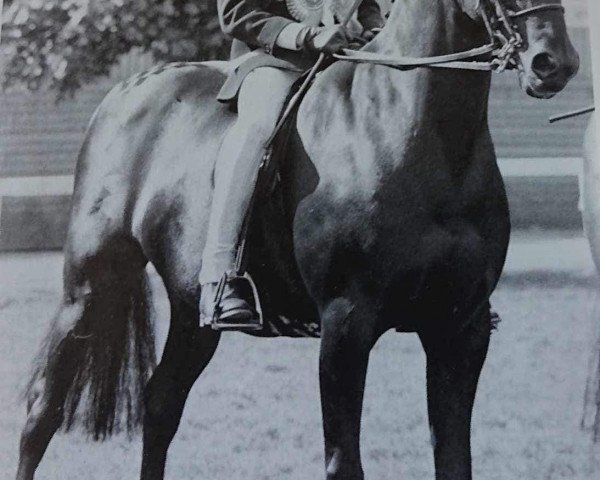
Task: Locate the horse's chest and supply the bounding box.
[298,178,492,278]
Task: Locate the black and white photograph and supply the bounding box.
[0,0,599,479]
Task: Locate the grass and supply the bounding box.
[1,253,600,479]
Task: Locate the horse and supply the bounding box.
[16,1,578,479]
[581,112,600,442]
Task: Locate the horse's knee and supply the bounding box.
[457,307,492,360]
[320,298,380,352]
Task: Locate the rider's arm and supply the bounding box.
[218,0,295,54]
[357,0,385,32]
[275,23,305,50]
[218,0,355,54]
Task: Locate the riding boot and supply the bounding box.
[199,277,260,330]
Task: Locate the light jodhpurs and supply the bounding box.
[199,67,300,285]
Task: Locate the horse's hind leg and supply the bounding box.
[16,300,87,480]
[141,298,220,480]
[419,308,491,480]
[17,235,154,480]
[319,298,381,480]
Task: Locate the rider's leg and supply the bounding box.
[199,67,299,326]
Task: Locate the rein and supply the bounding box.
[334,0,566,72]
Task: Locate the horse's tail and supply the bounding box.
[25,266,156,440]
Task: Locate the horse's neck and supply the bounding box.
[362,0,491,158]
[374,0,466,56]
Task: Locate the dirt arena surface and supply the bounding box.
[2,234,600,480]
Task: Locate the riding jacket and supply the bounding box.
[217,0,385,58]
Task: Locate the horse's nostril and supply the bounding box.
[531,52,559,79]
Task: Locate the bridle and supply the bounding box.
[334,0,566,72]
[480,0,565,71]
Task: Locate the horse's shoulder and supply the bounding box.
[306,61,356,105]
[297,62,357,141]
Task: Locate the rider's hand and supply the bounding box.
[300,26,351,54]
[361,28,381,42]
[347,29,380,50]
[317,27,382,52]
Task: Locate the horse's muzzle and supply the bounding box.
[520,41,580,99]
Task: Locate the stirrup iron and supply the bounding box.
[211,272,264,331]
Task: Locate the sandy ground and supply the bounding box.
[2,233,600,480]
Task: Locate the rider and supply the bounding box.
[199,0,385,329]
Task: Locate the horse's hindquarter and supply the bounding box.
[294,62,509,327]
[68,62,234,287]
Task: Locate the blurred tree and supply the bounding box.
[1,0,229,96]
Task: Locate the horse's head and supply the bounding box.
[461,0,579,98]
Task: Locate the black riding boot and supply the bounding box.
[199,276,261,330]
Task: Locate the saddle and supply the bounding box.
[216,50,312,105]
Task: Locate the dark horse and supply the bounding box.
[16,1,578,479]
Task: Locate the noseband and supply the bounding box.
[334,0,566,72]
[481,0,565,71]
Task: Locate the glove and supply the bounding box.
[343,28,382,51]
[347,29,379,50]
[361,28,381,42]
[298,26,351,54]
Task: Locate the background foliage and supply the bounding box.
[1,0,229,96]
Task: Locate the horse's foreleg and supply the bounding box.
[141,301,220,480]
[419,310,491,480]
[16,301,86,480]
[319,298,379,480]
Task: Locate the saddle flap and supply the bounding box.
[216,51,306,104]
